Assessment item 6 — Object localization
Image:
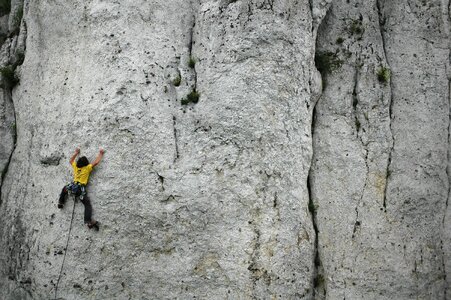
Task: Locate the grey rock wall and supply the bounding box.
[312,0,450,298]
[311,0,393,298]
[1,0,319,299]
[0,0,449,299]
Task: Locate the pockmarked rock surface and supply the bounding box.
[311,0,450,299]
[0,0,449,299]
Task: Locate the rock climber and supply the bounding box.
[58,147,104,231]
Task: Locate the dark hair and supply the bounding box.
[76,156,89,168]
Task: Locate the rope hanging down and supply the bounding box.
[54,197,76,299]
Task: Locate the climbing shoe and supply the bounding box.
[88,221,100,231]
[57,203,64,209]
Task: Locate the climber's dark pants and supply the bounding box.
[80,197,93,224]
[58,183,93,224]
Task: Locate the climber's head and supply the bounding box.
[76,156,89,168]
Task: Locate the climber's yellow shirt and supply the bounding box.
[72,161,93,185]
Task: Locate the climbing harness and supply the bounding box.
[66,182,87,200]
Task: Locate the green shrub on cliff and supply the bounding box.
[188,57,196,68]
[172,75,181,87]
[377,67,390,84]
[181,89,200,105]
[315,51,343,76]
[0,0,11,16]
[0,65,19,88]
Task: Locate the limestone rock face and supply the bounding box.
[311,0,450,298]
[0,0,449,299]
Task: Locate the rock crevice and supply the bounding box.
[0,89,16,207]
[376,0,394,212]
[442,0,451,295]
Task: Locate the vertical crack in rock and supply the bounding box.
[309,2,336,297]
[308,104,325,299]
[0,3,27,293]
[308,0,313,21]
[307,174,321,298]
[444,77,450,300]
[376,0,394,212]
[248,226,264,297]
[172,115,179,163]
[445,77,451,299]
[0,90,18,208]
[1,0,26,206]
[441,0,450,295]
[351,68,367,239]
[352,68,361,139]
[188,15,197,91]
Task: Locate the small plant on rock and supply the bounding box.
[172,75,181,87]
[308,199,317,214]
[315,51,343,76]
[377,67,390,84]
[181,89,200,105]
[0,65,18,88]
[181,97,190,105]
[187,90,199,103]
[336,37,344,44]
[0,0,11,16]
[188,56,196,68]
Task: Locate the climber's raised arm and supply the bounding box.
[91,148,105,167]
[69,148,80,165]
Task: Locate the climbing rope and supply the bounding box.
[54,196,76,299]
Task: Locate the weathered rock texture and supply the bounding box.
[311,0,450,298]
[0,0,449,299]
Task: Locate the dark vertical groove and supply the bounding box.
[351,67,368,239]
[310,1,334,296]
[172,115,179,163]
[308,0,313,20]
[188,15,195,55]
[308,103,325,298]
[376,0,394,212]
[248,227,262,298]
[352,67,360,134]
[441,2,451,218]
[188,13,197,90]
[440,1,450,294]
[0,0,26,207]
[0,89,17,208]
[442,78,450,299]
[307,172,320,298]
